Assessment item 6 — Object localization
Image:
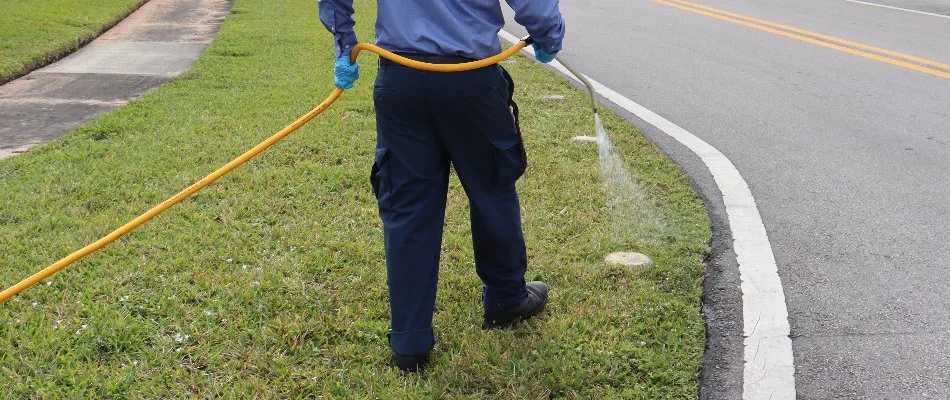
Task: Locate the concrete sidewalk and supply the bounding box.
[0,0,231,159]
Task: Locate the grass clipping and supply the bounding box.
[0,0,711,397]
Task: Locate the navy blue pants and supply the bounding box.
[372,56,529,356]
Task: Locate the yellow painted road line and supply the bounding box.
[654,0,950,79]
[667,0,950,71]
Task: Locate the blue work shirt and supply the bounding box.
[318,0,565,59]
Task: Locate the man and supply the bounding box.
[318,0,565,372]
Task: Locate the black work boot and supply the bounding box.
[390,352,430,373]
[387,331,430,373]
[483,281,549,329]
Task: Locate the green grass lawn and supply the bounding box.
[0,0,711,397]
[0,0,146,83]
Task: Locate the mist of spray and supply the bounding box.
[552,58,668,248]
[594,112,668,246]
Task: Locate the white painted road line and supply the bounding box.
[498,30,796,399]
[843,0,950,19]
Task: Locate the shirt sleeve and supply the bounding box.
[504,0,566,53]
[318,0,358,58]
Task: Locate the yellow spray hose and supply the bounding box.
[0,39,532,302]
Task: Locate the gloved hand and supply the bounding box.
[533,45,558,64]
[334,56,360,89]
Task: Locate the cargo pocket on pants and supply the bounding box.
[490,137,527,190]
[370,147,392,209]
[489,65,527,190]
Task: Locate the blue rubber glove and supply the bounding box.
[533,45,558,64]
[334,56,359,89]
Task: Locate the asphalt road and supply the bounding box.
[508,0,950,398]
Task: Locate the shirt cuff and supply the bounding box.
[532,15,565,53]
[336,32,358,58]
